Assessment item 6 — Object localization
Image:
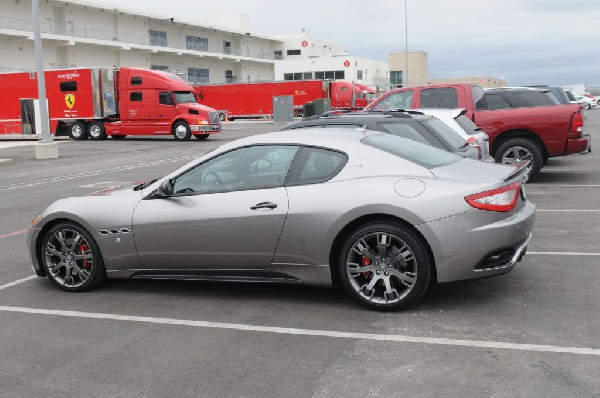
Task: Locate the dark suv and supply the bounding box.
[280,112,481,160]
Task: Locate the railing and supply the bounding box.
[0,15,278,60]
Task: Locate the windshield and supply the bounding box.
[174,91,196,104]
[361,133,459,169]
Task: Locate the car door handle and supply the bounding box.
[250,201,278,210]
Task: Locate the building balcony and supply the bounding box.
[0,15,278,62]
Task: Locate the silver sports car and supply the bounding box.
[27,129,536,310]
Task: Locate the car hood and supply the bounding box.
[89,182,147,197]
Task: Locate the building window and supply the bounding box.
[315,71,324,79]
[186,35,208,51]
[357,70,363,80]
[151,65,169,71]
[284,73,293,80]
[223,41,231,54]
[149,30,167,47]
[274,50,283,60]
[283,72,311,81]
[334,71,344,79]
[390,71,403,87]
[225,70,236,83]
[287,49,301,56]
[188,67,210,84]
[315,71,345,80]
[303,72,313,79]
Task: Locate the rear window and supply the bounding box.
[377,122,440,147]
[421,117,466,150]
[420,88,458,108]
[361,134,459,169]
[455,115,480,135]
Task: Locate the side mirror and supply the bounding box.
[157,178,174,197]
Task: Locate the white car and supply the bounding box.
[574,95,597,109]
[413,108,494,162]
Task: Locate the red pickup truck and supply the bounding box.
[364,83,590,179]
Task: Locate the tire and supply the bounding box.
[39,222,106,292]
[494,138,543,181]
[111,135,126,140]
[219,112,227,122]
[338,222,432,311]
[172,121,192,140]
[69,121,88,140]
[194,134,209,140]
[88,121,106,140]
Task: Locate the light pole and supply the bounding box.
[32,0,58,159]
[404,0,409,87]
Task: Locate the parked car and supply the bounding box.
[574,95,597,110]
[413,108,493,162]
[526,85,570,104]
[281,112,483,160]
[364,83,590,180]
[27,129,535,310]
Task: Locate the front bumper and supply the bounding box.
[190,124,221,133]
[416,201,536,283]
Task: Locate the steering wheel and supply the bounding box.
[200,171,223,187]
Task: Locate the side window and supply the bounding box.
[287,147,347,186]
[371,91,413,111]
[483,93,510,110]
[172,145,299,194]
[60,81,77,92]
[159,91,174,105]
[504,92,553,108]
[130,92,142,101]
[420,88,458,108]
[131,76,142,85]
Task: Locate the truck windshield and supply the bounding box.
[174,91,196,103]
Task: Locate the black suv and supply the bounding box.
[280,112,481,160]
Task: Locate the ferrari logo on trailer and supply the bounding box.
[65,94,75,109]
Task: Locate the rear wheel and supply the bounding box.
[338,222,432,310]
[69,121,88,140]
[495,138,543,181]
[40,222,106,292]
[172,121,191,140]
[194,134,209,140]
[88,121,106,140]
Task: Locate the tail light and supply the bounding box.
[466,137,482,159]
[465,183,521,212]
[570,111,584,135]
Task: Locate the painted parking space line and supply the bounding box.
[0,229,27,239]
[527,251,600,256]
[0,275,37,291]
[527,184,600,187]
[0,305,598,356]
[537,209,600,212]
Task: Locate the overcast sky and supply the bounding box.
[97,0,600,86]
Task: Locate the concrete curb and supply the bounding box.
[0,159,13,165]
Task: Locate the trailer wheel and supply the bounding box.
[88,121,107,140]
[172,121,192,140]
[69,121,88,140]
[194,134,209,140]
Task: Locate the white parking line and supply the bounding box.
[527,251,600,256]
[0,305,598,356]
[537,210,600,212]
[527,184,600,187]
[0,155,197,192]
[0,275,37,291]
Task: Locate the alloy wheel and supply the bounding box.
[44,228,94,288]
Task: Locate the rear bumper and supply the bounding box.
[566,134,591,154]
[416,201,536,283]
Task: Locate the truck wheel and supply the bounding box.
[495,138,543,181]
[172,121,191,140]
[69,121,88,140]
[194,134,209,140]
[219,112,227,122]
[88,121,106,140]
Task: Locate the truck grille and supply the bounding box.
[208,111,220,124]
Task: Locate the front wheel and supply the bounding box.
[338,222,432,310]
[88,121,106,140]
[172,121,191,140]
[495,138,543,181]
[40,222,106,292]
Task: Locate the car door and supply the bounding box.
[132,145,300,270]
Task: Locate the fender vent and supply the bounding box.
[100,228,130,236]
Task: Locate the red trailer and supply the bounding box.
[193,80,375,120]
[0,67,221,140]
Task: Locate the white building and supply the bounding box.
[0,0,389,89]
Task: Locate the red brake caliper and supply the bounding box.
[78,244,90,269]
[361,256,372,279]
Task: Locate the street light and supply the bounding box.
[32,0,58,159]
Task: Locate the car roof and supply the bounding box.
[412,108,467,119]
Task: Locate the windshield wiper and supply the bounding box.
[133,179,157,191]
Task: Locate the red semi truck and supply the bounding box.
[193,80,376,120]
[0,67,221,140]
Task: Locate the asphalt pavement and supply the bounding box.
[0,115,599,397]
